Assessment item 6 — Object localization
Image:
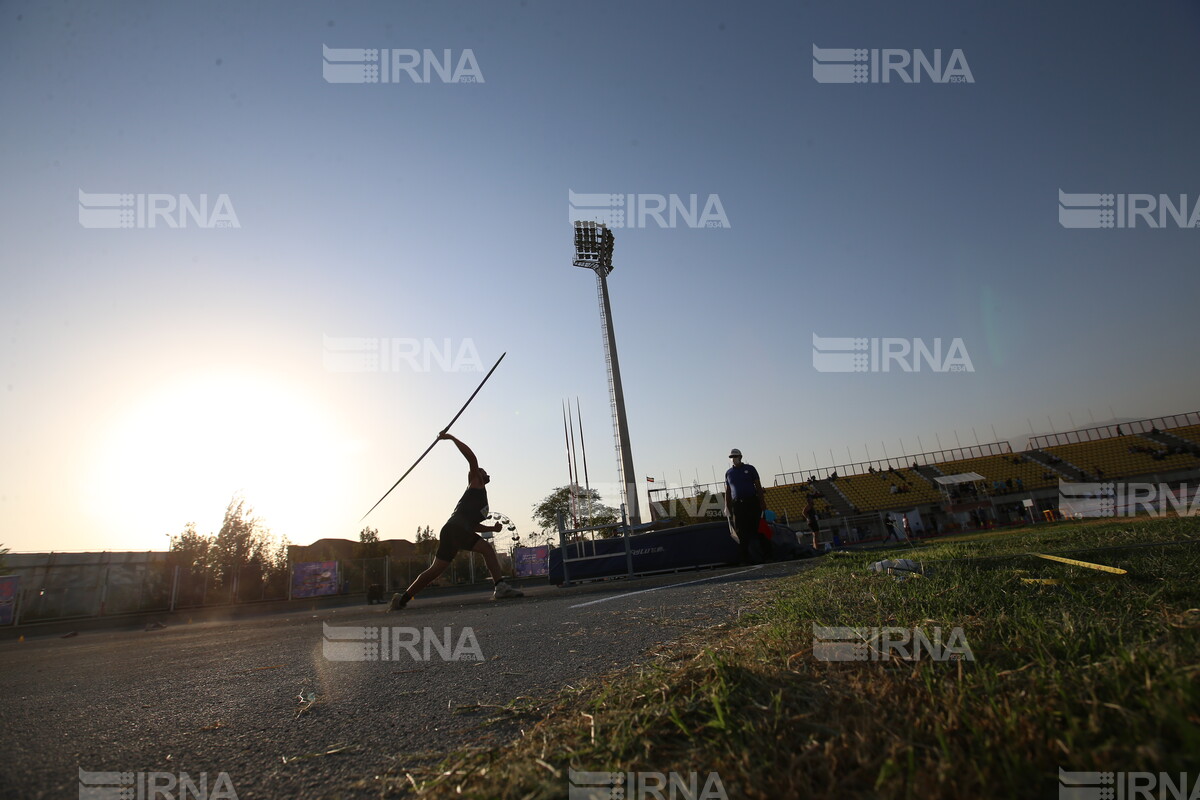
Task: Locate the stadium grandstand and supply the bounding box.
[647,411,1200,542]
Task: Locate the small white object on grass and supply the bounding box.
[869,559,929,580]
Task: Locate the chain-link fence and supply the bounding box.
[3,546,525,627]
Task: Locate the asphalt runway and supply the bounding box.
[0,561,814,799]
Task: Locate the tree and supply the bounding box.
[210,494,284,596]
[166,496,291,603]
[168,522,211,571]
[532,486,620,536]
[414,525,436,556]
[266,533,290,576]
[356,526,387,560]
[212,496,260,580]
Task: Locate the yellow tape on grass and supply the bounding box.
[1033,553,1128,575]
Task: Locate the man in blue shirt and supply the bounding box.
[724,448,769,564]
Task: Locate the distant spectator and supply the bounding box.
[803,497,820,550]
[1006,478,1014,491]
[1016,477,1024,491]
[829,470,838,481]
[902,515,913,540]
[883,513,900,542]
[912,461,920,471]
[890,484,899,494]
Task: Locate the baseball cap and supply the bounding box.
[729,448,742,458]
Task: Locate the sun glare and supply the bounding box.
[88,374,356,549]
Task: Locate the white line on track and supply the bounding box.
[568,565,765,609]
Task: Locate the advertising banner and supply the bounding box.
[513,546,549,578]
[291,562,339,598]
[0,575,17,625]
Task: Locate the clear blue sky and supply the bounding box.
[2,0,1199,553]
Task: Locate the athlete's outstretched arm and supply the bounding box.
[438,431,478,470]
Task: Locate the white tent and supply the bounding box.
[933,472,986,485]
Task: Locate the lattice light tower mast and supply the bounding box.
[572,220,641,524]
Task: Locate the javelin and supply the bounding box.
[360,351,506,520]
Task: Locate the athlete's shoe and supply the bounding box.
[492,581,524,600]
[388,593,408,611]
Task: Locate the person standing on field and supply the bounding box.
[803,496,821,551]
[724,448,769,564]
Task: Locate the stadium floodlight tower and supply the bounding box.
[572,220,641,525]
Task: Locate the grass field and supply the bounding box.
[394,516,1200,799]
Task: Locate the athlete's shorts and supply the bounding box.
[436,522,481,562]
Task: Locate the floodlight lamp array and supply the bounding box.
[572,220,614,271]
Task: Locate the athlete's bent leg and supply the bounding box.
[471,539,505,583]
[471,540,523,598]
[390,557,451,609]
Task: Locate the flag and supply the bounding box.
[645,476,655,483]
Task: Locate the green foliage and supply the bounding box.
[532,486,620,535]
[167,522,211,571]
[170,494,288,588]
[357,526,387,559]
[414,525,436,556]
